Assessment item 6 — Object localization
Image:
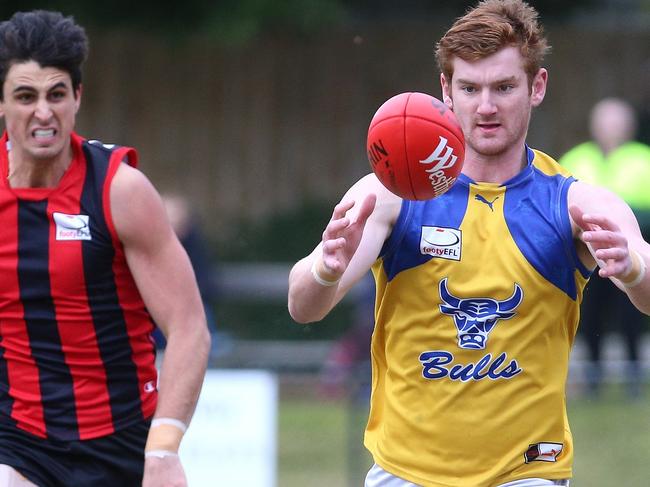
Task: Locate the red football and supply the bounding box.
[367,92,465,200]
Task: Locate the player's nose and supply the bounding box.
[476,92,497,116]
[34,98,54,121]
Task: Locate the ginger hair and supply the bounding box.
[435,0,550,85]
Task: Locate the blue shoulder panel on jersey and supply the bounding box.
[503,161,588,301]
[379,178,471,282]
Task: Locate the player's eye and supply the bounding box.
[15,92,35,103]
[461,86,476,94]
[49,90,67,101]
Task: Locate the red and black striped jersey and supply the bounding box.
[0,132,158,441]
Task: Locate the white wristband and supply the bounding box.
[310,259,341,287]
[145,450,179,459]
[622,250,646,288]
[151,417,188,433]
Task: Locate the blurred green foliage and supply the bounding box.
[215,299,355,341]
[213,200,357,341]
[0,0,347,42]
[1,0,601,44]
[219,200,332,262]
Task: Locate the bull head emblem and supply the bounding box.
[439,278,523,350]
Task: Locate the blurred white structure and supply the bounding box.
[180,370,278,487]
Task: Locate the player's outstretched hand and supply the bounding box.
[569,205,633,280]
[319,193,377,281]
[143,455,187,487]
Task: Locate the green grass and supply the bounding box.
[278,384,650,487]
[569,385,650,487]
[278,398,356,487]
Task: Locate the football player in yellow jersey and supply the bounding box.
[288,1,650,486]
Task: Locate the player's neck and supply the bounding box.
[7,145,73,189]
[462,144,527,184]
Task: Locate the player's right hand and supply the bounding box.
[142,455,187,487]
[319,193,377,281]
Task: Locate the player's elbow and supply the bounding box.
[200,324,212,352]
[288,301,314,324]
[287,266,334,323]
[185,314,212,358]
[287,298,327,324]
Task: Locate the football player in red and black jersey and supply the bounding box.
[0,10,210,487]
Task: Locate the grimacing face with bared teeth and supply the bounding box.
[0,60,81,167]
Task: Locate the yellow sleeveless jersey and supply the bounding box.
[366,147,590,487]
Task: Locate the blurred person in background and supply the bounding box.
[560,97,650,398]
[318,272,374,401]
[288,1,650,486]
[0,10,210,486]
[161,192,223,359]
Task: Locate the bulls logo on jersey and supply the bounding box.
[418,279,525,381]
[439,278,523,350]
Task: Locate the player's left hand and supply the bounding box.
[142,455,187,487]
[569,205,633,280]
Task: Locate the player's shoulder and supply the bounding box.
[529,148,572,178]
[111,160,152,198]
[349,173,401,201]
[82,137,125,156]
[341,173,403,227]
[85,138,119,154]
[341,173,397,206]
[568,179,626,212]
[76,134,138,168]
[110,164,166,245]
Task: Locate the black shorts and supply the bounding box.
[0,420,149,487]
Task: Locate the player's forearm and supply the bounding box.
[288,255,340,323]
[619,246,650,315]
[154,320,210,424]
[144,318,209,461]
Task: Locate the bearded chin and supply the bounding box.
[468,137,511,157]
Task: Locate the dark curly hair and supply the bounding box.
[0,10,88,100]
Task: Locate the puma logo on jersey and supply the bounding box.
[53,212,91,240]
[475,194,499,211]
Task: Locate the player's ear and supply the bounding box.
[74,84,83,113]
[531,68,547,107]
[440,73,453,109]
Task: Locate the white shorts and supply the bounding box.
[0,465,38,487]
[364,463,570,487]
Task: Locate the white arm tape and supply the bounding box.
[310,260,341,287]
[145,450,179,459]
[623,250,647,288]
[150,417,188,433]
